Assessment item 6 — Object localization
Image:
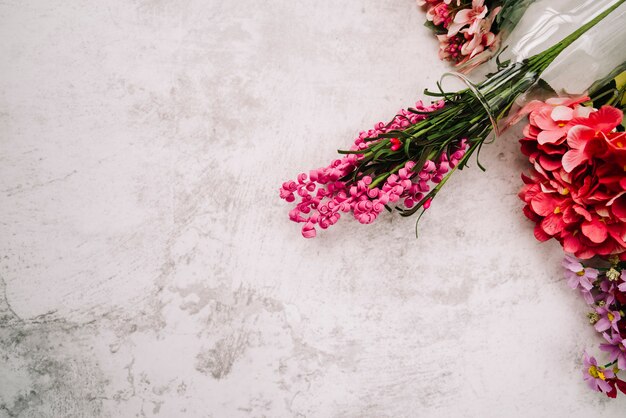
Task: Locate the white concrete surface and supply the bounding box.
[1,0,625,416]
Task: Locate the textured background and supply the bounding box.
[1,0,625,417]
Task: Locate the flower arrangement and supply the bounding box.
[280,2,623,238]
[417,0,535,68]
[565,256,626,398]
[518,63,626,396]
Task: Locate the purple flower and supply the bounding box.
[583,352,615,393]
[594,306,621,333]
[562,255,598,291]
[618,270,626,293]
[600,332,626,370]
[599,280,617,306]
[562,255,598,304]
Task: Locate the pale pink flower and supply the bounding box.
[447,0,488,37]
[437,33,465,62]
[418,0,460,5]
[458,7,501,59]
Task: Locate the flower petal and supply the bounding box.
[447,21,466,37]
[595,317,611,332]
[538,155,562,171]
[563,234,583,254]
[573,206,592,221]
[301,222,317,238]
[534,224,551,242]
[534,108,559,131]
[541,213,565,236]
[551,105,574,121]
[611,194,626,222]
[562,149,587,173]
[537,129,565,145]
[581,219,608,244]
[530,193,559,217]
[546,96,589,107]
[567,125,595,149]
[453,8,473,24]
[571,106,623,133]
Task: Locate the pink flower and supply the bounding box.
[562,255,598,290]
[561,125,598,173]
[594,306,621,333]
[457,6,501,61]
[512,96,590,126]
[529,102,592,145]
[562,106,624,172]
[600,332,626,370]
[437,33,465,63]
[571,105,624,133]
[447,0,488,37]
[279,101,469,238]
[426,3,451,27]
[459,28,495,59]
[417,0,460,6]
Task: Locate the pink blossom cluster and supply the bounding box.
[279,101,469,238]
[564,256,626,398]
[417,0,501,65]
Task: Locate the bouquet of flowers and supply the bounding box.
[280,2,623,238]
[518,63,626,396]
[417,0,535,68]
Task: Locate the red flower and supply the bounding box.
[606,377,626,398]
[569,105,623,133]
[518,103,626,260]
[562,106,624,172]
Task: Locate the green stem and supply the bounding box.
[370,161,406,188]
[400,141,481,217]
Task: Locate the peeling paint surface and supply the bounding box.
[1,0,625,416]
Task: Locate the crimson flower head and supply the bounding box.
[562,106,624,172]
[519,102,626,260]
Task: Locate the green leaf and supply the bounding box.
[423,20,447,35]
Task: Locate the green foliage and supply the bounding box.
[589,62,626,116]
[493,0,536,34]
[424,20,447,35]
